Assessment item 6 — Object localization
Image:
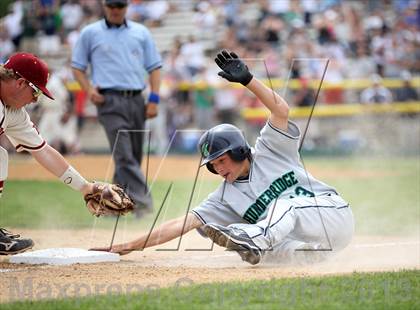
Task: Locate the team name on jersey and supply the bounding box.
[243,171,298,223]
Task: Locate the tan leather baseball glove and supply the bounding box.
[84,182,135,217]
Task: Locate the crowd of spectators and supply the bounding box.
[0,0,173,57]
[161,0,419,136]
[1,0,419,154]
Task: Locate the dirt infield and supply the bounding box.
[8,154,399,181]
[0,228,419,303]
[8,154,220,181]
[2,155,418,303]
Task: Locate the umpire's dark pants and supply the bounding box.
[97,91,152,211]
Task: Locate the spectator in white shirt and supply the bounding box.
[360,74,393,104]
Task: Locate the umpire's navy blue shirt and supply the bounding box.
[71,19,162,90]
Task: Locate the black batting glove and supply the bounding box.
[214,50,253,86]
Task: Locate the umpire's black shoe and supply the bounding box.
[0,228,34,255]
[203,224,262,265]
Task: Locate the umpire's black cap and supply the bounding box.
[104,0,128,5]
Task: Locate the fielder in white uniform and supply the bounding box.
[96,50,354,265]
[0,53,96,255]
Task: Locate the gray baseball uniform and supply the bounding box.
[192,121,354,263]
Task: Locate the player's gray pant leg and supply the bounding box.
[288,196,354,252]
[241,198,298,250]
[228,198,297,250]
[97,94,153,209]
[261,238,324,265]
[230,195,353,254]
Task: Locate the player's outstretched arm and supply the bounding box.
[31,144,93,196]
[90,212,202,255]
[215,50,289,130]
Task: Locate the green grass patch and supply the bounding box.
[3,270,419,309]
[0,179,219,230]
[309,156,419,235]
[1,156,418,235]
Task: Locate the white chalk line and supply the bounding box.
[191,242,420,256]
[190,253,237,259]
[0,269,14,273]
[2,241,418,271]
[0,263,54,273]
[353,241,420,248]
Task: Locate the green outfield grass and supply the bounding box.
[0,179,219,230]
[306,156,419,235]
[0,156,418,235]
[2,269,419,309]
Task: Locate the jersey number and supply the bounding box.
[294,186,315,197]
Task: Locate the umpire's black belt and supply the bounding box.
[99,89,142,98]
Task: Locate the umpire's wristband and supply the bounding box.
[148,92,160,104]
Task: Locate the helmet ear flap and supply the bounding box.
[198,123,250,172]
[230,146,250,162]
[206,162,218,174]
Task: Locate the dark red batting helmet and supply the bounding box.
[4,53,54,100]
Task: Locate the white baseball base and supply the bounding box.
[9,248,120,265]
